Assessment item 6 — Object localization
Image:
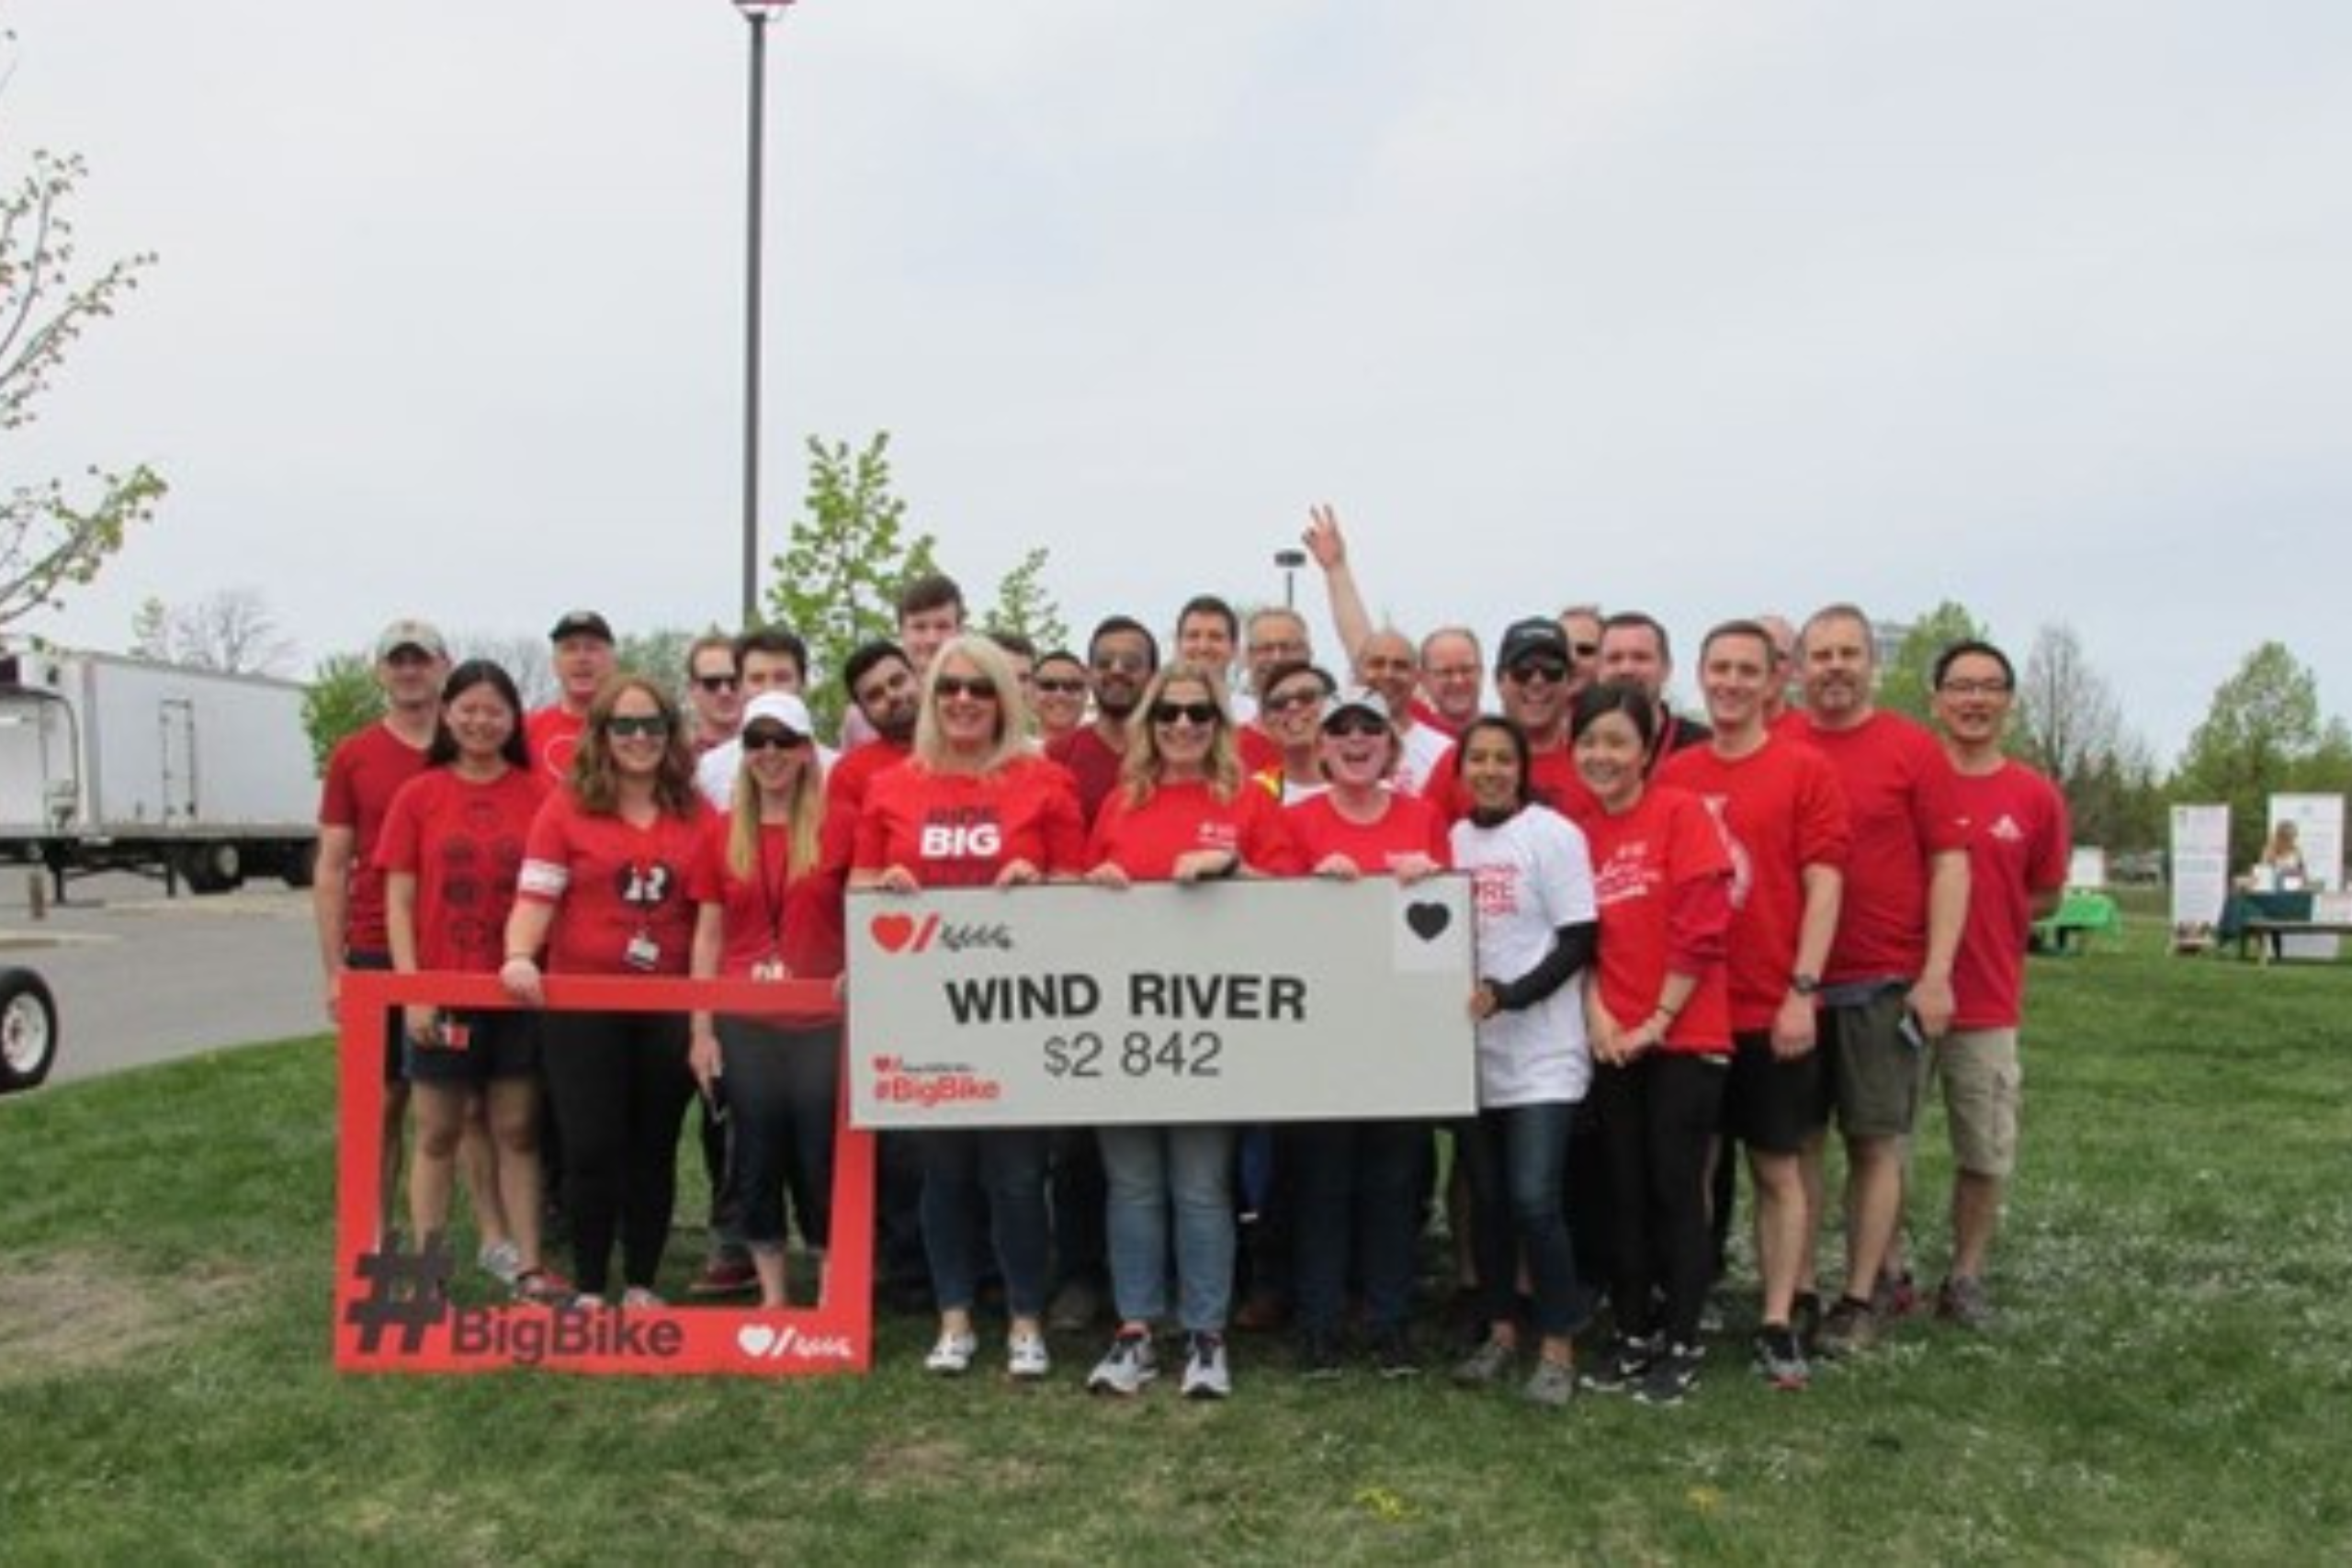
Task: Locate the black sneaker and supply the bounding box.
[1369,1326,1421,1380]
[1577,1333,1659,1394]
[1752,1325,1809,1391]
[1633,1342,1703,1406]
[1296,1328,1345,1382]
[1791,1290,1824,1354]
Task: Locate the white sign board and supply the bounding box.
[2067,845,2109,890]
[845,878,1478,1129]
[2170,804,2232,942]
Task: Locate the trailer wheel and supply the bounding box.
[278,840,318,890]
[0,967,58,1092]
[179,842,244,895]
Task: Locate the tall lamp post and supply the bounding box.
[1273,547,1307,610]
[733,0,796,627]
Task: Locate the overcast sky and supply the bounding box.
[7,1,2347,760]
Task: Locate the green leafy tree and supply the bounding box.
[2174,642,2329,868]
[1877,601,1990,724]
[0,148,166,626]
[616,627,697,693]
[985,546,1069,652]
[764,432,938,730]
[300,651,382,777]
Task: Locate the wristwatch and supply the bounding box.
[1789,973,1820,997]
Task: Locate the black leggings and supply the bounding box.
[1591,1053,1728,1346]
[717,1019,840,1249]
[539,1010,694,1295]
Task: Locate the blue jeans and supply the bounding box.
[1285,1120,1428,1334]
[1098,1123,1236,1334]
[1458,1100,1584,1339]
[918,1129,1049,1318]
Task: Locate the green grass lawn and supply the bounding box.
[4,907,2349,1564]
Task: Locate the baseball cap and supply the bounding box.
[1321,685,1396,729]
[741,691,815,739]
[374,618,447,661]
[1496,617,1571,673]
[548,610,615,644]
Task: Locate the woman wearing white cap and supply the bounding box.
[686,693,843,1310]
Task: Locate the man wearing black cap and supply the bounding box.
[1431,617,1598,826]
[526,611,616,782]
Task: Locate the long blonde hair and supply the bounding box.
[726,739,826,882]
[911,635,1033,776]
[1119,662,1241,807]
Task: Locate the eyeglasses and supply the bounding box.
[1939,679,2013,697]
[1150,701,1220,727]
[1324,713,1388,739]
[1249,640,1306,660]
[1423,664,1480,682]
[1505,660,1570,686]
[1036,678,1088,695]
[692,673,739,694]
[1091,652,1151,674]
[741,728,808,752]
[1262,686,1327,714]
[933,676,1000,702]
[605,714,670,739]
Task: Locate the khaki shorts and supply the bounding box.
[1825,984,1929,1140]
[1934,1027,2021,1178]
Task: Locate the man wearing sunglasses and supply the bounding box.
[682,635,743,754]
[1046,615,1160,826]
[1430,617,1599,827]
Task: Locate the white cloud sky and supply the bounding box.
[6,0,2348,760]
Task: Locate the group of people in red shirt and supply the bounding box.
[315,512,2067,1408]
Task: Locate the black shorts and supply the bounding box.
[343,950,403,1086]
[402,1009,542,1087]
[1721,1030,1822,1156]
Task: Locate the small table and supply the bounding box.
[2216,891,2315,961]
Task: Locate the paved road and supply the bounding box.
[0,870,323,1087]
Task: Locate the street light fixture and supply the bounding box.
[1273,547,1307,610]
[733,0,797,627]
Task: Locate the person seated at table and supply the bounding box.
[2250,821,2307,892]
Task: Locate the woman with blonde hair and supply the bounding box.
[688,691,842,1310]
[502,674,708,1307]
[852,634,1085,1379]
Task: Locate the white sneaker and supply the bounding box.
[1087,1330,1159,1395]
[1181,1332,1232,1400]
[477,1239,524,1288]
[925,1330,979,1375]
[620,1286,665,1310]
[1008,1332,1051,1382]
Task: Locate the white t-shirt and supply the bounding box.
[1451,804,1597,1108]
[1393,723,1452,799]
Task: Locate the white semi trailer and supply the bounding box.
[0,649,318,897]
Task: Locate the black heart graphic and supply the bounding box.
[1405,902,1451,942]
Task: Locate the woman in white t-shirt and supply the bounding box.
[1445,716,1600,1408]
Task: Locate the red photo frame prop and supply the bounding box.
[333,969,874,1376]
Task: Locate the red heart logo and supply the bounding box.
[871,914,915,953]
[871,1055,894,1074]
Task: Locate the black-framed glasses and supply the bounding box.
[692,673,740,694]
[934,676,1001,702]
[1150,701,1220,727]
[1938,679,2012,697]
[1505,660,1571,686]
[605,714,671,739]
[741,728,808,752]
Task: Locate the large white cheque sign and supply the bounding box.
[846,877,1477,1129]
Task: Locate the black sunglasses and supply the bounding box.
[1506,660,1571,686]
[1036,677,1089,695]
[1324,713,1388,738]
[1150,701,1220,726]
[605,714,670,739]
[741,728,808,752]
[933,675,1001,702]
[693,673,740,694]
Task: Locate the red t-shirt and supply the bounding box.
[516,790,710,976]
[819,736,911,870]
[1284,789,1453,875]
[1951,761,2070,1030]
[1798,710,1966,985]
[373,766,548,973]
[1428,737,1599,829]
[526,705,589,785]
[1408,696,1460,739]
[1046,725,1126,828]
[1657,739,1851,1030]
[1087,778,1303,881]
[689,813,845,979]
[851,754,1086,887]
[318,721,432,954]
[1581,784,1735,1054]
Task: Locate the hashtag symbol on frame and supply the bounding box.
[345,1235,453,1353]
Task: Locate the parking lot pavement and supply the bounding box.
[0,871,324,1087]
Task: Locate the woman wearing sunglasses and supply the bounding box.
[1252,660,1335,802]
[852,635,1085,1380]
[1568,681,1734,1407]
[502,675,709,1308]
[1282,687,1452,1377]
[686,691,842,1311]
[1081,662,1301,1400]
